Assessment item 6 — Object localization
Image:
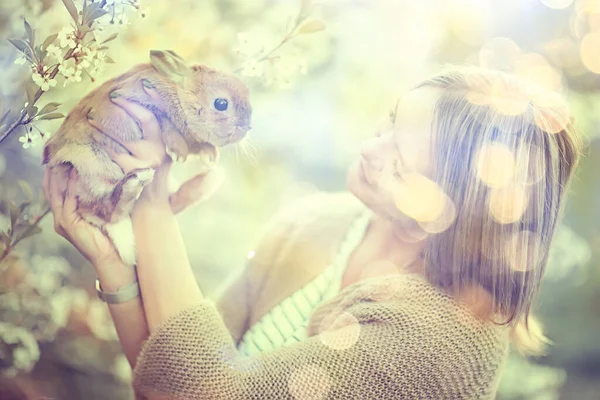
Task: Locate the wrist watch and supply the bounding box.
[95,266,141,304]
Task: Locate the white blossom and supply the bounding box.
[18,134,36,149]
[50,288,72,328]
[234,31,272,58]
[264,52,308,89]
[240,59,265,78]
[0,323,40,376]
[59,64,82,86]
[14,53,27,65]
[58,26,77,49]
[31,72,57,91]
[45,44,62,60]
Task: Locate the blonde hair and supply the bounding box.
[415,66,583,355]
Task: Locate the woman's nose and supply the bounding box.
[360,138,385,171]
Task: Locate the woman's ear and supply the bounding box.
[149,49,190,83]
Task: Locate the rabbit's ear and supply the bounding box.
[149,50,190,83]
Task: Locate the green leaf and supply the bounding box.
[300,0,312,16]
[104,56,115,64]
[0,110,10,126]
[26,105,38,120]
[24,18,34,46]
[0,231,10,246]
[83,2,108,25]
[38,102,61,116]
[18,202,29,214]
[8,202,20,232]
[79,25,94,34]
[35,44,43,61]
[99,32,118,45]
[8,38,32,57]
[97,46,108,51]
[38,113,65,121]
[19,226,42,241]
[9,38,37,65]
[297,20,326,34]
[17,181,34,203]
[41,33,58,52]
[24,79,38,106]
[61,0,81,26]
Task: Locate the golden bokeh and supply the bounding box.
[515,53,563,92]
[417,195,457,234]
[476,143,516,188]
[541,0,575,9]
[505,230,542,272]
[533,105,571,134]
[513,144,545,186]
[544,38,581,70]
[479,37,521,71]
[580,32,600,74]
[490,90,530,116]
[488,185,529,224]
[288,364,330,400]
[456,284,495,321]
[466,90,492,106]
[392,173,447,223]
[318,311,361,351]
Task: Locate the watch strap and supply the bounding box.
[95,276,140,304]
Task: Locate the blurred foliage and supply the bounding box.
[0,0,598,399]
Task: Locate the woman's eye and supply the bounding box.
[214,98,228,111]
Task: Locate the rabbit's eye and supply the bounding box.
[214,98,228,111]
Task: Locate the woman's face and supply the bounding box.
[347,89,437,223]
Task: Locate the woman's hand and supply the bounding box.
[98,87,224,213]
[43,165,122,267]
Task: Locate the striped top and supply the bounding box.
[236,209,372,356]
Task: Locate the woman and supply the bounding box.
[44,66,582,399]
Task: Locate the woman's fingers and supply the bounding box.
[169,167,223,214]
[110,94,162,143]
[63,168,79,220]
[48,166,66,214]
[48,165,70,235]
[42,167,51,206]
[141,79,162,104]
[105,146,157,174]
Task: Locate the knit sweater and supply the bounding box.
[132,192,509,399]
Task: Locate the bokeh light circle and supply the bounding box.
[318,311,361,351]
[489,185,529,224]
[505,230,542,272]
[479,37,521,71]
[476,143,516,188]
[541,0,575,10]
[392,173,447,223]
[580,32,600,74]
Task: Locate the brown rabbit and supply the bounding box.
[42,50,252,266]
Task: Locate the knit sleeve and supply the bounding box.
[132,295,508,400]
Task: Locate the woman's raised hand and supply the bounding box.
[89,84,224,213]
[43,166,122,267]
